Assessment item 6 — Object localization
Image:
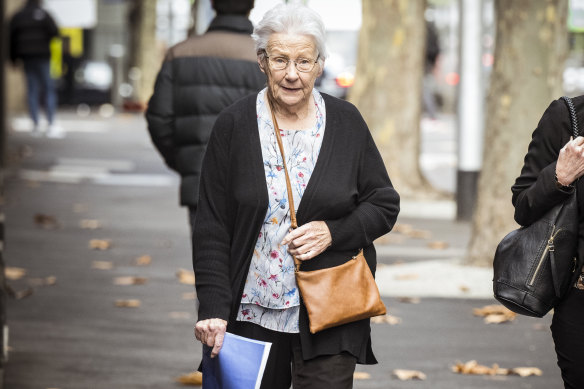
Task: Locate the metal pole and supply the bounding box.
[456,0,484,221]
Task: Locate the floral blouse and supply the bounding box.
[236,88,326,333]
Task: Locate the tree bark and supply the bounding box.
[466,0,568,266]
[348,0,437,199]
[128,0,159,105]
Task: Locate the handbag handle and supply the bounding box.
[561,96,580,138]
[267,96,301,270]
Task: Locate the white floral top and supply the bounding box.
[236,88,326,333]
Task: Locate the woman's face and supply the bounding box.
[259,33,323,112]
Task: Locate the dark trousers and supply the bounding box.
[230,321,357,389]
[23,58,57,126]
[551,288,584,388]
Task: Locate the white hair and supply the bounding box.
[252,3,327,65]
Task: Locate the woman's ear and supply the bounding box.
[258,56,266,74]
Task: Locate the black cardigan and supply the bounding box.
[192,92,400,363]
[512,95,584,271]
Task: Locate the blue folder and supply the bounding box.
[202,332,272,389]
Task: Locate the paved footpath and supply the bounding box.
[2,112,563,388]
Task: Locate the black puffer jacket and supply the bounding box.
[146,15,266,208]
[9,2,59,63]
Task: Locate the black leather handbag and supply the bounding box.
[493,96,580,317]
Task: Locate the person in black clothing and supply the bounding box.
[192,4,400,388]
[512,96,584,388]
[9,0,60,136]
[145,0,265,232]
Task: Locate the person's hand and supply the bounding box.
[282,221,331,261]
[194,318,227,358]
[557,136,584,186]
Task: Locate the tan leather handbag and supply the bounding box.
[269,101,387,334]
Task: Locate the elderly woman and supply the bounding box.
[193,4,400,388]
[513,95,584,389]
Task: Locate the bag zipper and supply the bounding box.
[528,225,563,286]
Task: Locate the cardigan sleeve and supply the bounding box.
[192,113,234,321]
[511,98,573,227]
[325,113,400,250]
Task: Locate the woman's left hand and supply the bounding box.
[282,221,332,261]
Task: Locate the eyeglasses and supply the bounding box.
[266,55,319,73]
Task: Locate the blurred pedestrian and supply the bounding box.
[512,96,584,389]
[145,0,265,233]
[422,21,440,119]
[9,0,62,137]
[192,4,400,388]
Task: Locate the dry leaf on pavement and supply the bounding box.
[177,269,195,285]
[183,292,196,300]
[170,311,192,320]
[353,372,371,380]
[176,371,203,385]
[92,261,114,270]
[34,213,59,229]
[406,229,432,239]
[5,267,27,280]
[114,276,148,285]
[7,285,34,300]
[451,360,540,377]
[473,304,516,324]
[80,219,101,229]
[394,273,419,281]
[89,239,112,250]
[371,314,401,325]
[27,276,56,287]
[115,299,141,308]
[510,367,543,377]
[393,223,414,234]
[393,369,427,381]
[459,285,470,293]
[398,297,421,304]
[427,241,449,250]
[134,255,152,266]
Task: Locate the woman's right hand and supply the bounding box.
[194,318,227,358]
[556,136,584,186]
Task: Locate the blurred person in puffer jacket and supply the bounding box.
[9,0,61,137]
[145,0,265,233]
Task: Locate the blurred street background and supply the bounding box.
[1,0,583,388]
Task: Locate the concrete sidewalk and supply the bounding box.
[2,112,561,389]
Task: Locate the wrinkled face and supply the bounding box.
[259,33,323,112]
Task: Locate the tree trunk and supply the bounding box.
[348,0,437,199]
[128,0,159,105]
[466,0,568,266]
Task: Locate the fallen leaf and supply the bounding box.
[176,371,203,385]
[406,229,432,239]
[473,305,516,324]
[177,269,195,285]
[114,276,148,285]
[170,311,192,320]
[532,323,546,331]
[92,261,114,270]
[27,276,57,287]
[134,255,152,266]
[393,369,427,381]
[394,224,414,234]
[398,297,421,304]
[183,292,196,300]
[34,213,59,229]
[394,273,419,281]
[427,241,449,250]
[353,372,371,380]
[371,314,401,325]
[459,285,470,293]
[80,219,101,229]
[89,239,112,250]
[510,367,543,377]
[115,299,141,308]
[5,267,27,280]
[7,286,34,300]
